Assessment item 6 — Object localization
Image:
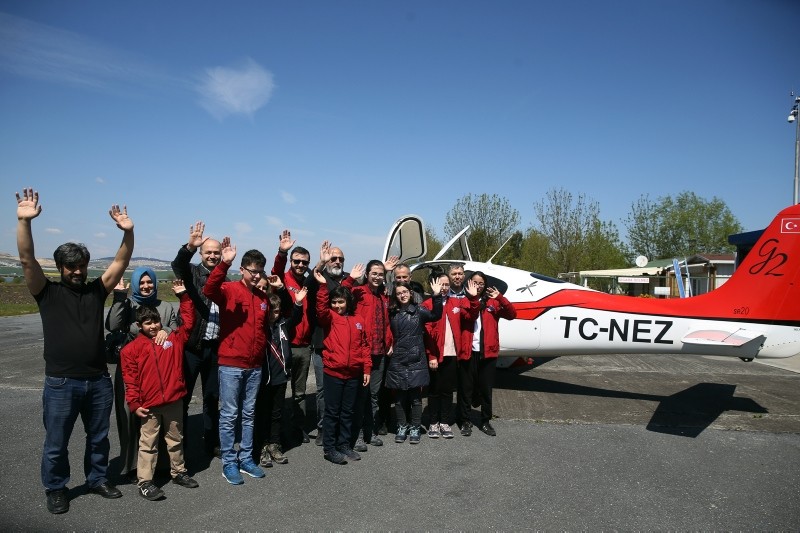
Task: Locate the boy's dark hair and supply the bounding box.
[135,305,162,325]
[241,249,267,268]
[53,242,90,269]
[268,293,282,310]
[329,286,354,315]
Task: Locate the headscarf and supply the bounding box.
[130,266,158,306]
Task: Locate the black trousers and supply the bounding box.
[322,373,359,453]
[457,352,497,426]
[254,381,287,452]
[428,357,457,425]
[395,388,423,427]
[183,341,220,451]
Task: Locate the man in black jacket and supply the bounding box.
[171,221,225,459]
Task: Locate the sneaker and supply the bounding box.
[479,422,497,436]
[138,481,165,501]
[267,443,288,465]
[409,426,421,444]
[461,421,473,437]
[337,445,361,461]
[324,449,348,465]
[395,424,409,443]
[369,435,384,446]
[46,489,69,514]
[440,423,455,439]
[259,445,273,468]
[222,463,244,485]
[239,459,266,478]
[428,423,440,438]
[377,423,388,435]
[172,473,199,489]
[315,430,324,446]
[354,432,368,453]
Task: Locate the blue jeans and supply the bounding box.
[41,373,113,491]
[218,365,261,467]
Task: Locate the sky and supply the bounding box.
[1,1,798,267]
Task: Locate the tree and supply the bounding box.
[531,188,628,276]
[423,226,443,261]
[443,193,521,261]
[624,192,743,259]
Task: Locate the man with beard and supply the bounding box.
[171,221,224,459]
[15,187,134,514]
[307,241,349,446]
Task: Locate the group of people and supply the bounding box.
[15,187,516,515]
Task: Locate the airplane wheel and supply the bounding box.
[740,357,754,362]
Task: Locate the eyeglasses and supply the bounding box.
[292,259,310,266]
[242,267,265,277]
[368,272,384,278]
[395,290,411,297]
[329,256,344,263]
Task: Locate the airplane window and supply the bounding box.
[530,273,566,284]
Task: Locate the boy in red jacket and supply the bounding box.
[120,280,200,501]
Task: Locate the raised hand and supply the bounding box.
[313,268,326,284]
[295,286,308,304]
[172,279,186,295]
[485,286,500,299]
[466,279,479,297]
[109,204,134,231]
[430,277,442,296]
[383,255,400,271]
[221,238,236,264]
[266,274,284,291]
[319,240,332,263]
[188,221,206,250]
[114,279,129,293]
[349,263,365,280]
[279,230,295,253]
[15,188,42,221]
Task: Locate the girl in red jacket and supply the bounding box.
[459,271,517,437]
[313,268,371,465]
[120,280,200,501]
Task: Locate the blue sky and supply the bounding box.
[1,1,798,266]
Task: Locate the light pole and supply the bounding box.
[789,94,800,205]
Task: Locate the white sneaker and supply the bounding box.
[428,423,440,438]
[439,423,454,439]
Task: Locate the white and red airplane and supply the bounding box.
[382,205,800,368]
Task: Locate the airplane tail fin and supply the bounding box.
[708,204,800,325]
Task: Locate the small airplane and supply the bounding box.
[381,205,800,368]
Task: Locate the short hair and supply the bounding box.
[448,263,464,273]
[53,242,90,269]
[135,305,162,325]
[290,246,310,259]
[329,286,354,314]
[241,249,266,268]
[268,293,282,311]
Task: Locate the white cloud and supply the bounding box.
[44,227,62,234]
[281,191,296,204]
[196,58,274,120]
[265,216,281,227]
[95,177,105,184]
[234,222,253,234]
[94,232,107,238]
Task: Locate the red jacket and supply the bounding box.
[423,294,480,362]
[315,283,372,380]
[272,252,313,347]
[120,293,194,412]
[462,293,517,359]
[342,277,393,355]
[203,261,269,369]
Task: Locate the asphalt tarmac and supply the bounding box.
[1,312,799,530]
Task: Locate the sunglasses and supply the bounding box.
[292,259,310,266]
[329,256,345,263]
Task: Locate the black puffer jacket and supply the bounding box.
[386,296,443,390]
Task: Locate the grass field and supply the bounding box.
[0,280,180,317]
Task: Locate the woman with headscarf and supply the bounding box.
[106,267,178,479]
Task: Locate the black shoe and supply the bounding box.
[138,481,165,501]
[337,445,361,461]
[369,436,384,446]
[301,431,310,444]
[315,430,324,446]
[377,423,388,436]
[479,422,497,436]
[323,450,347,465]
[172,473,200,488]
[46,489,69,514]
[90,481,122,499]
[460,422,473,437]
[205,445,222,458]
